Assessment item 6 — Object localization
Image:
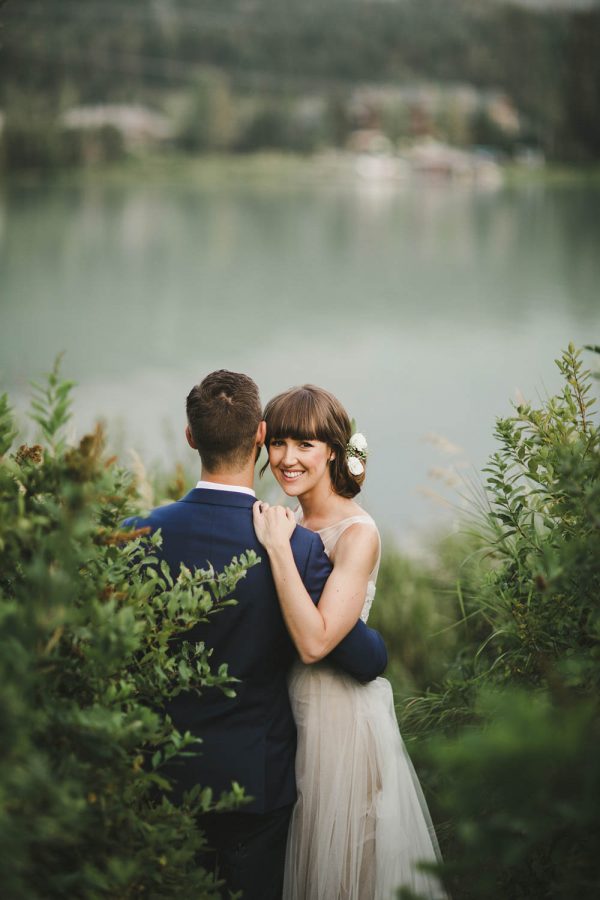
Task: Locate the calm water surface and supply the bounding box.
[1,170,599,544]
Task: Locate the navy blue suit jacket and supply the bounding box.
[128,488,387,814]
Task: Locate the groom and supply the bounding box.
[129,370,387,899]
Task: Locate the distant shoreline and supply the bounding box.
[3,151,600,191]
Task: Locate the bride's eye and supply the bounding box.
[270,439,284,447]
[300,441,314,448]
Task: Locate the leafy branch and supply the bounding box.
[29,353,76,453]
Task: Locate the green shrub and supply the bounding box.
[0,361,256,899]
[428,687,599,898]
[404,344,600,899]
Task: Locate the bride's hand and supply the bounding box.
[253,501,296,551]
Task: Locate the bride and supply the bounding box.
[253,384,446,900]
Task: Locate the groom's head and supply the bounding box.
[186,370,264,473]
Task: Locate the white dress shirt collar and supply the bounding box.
[196,480,255,498]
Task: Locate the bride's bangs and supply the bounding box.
[264,388,332,443]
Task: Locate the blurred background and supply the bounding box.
[2,8,600,897]
[1,0,599,544]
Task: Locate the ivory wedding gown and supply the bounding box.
[283,514,447,900]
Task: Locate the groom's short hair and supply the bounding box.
[186,370,262,472]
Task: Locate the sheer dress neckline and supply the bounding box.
[297,511,375,533]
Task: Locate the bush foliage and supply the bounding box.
[0,360,255,898]
[395,344,600,899]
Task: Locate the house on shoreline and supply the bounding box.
[60,104,174,159]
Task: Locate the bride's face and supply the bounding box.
[268,437,332,497]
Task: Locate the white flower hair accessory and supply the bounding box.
[346,431,368,477]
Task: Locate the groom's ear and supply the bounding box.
[185,425,197,450]
[256,420,267,447]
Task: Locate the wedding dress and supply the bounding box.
[283,514,447,900]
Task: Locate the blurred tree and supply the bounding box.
[2,91,65,170]
[236,102,292,152]
[326,92,353,148]
[560,9,600,160]
[177,70,237,153]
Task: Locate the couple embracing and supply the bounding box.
[131,370,445,900]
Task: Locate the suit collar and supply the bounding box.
[180,488,256,509]
[195,479,255,498]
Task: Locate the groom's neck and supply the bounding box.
[200,466,255,491]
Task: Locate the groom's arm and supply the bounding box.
[301,533,387,683]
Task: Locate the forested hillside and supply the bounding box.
[1,0,599,163]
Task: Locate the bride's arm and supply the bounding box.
[252,503,379,664]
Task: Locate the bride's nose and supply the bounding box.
[282,443,298,465]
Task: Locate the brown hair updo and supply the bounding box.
[262,385,365,499]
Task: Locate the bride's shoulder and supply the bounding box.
[334,515,380,568]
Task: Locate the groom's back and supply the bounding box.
[132,487,328,814]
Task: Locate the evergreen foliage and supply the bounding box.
[0,363,257,898]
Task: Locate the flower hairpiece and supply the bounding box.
[346,432,368,476]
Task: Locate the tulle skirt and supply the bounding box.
[283,661,446,900]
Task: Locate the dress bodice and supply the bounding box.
[299,512,381,623]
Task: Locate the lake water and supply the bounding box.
[1,164,599,546]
